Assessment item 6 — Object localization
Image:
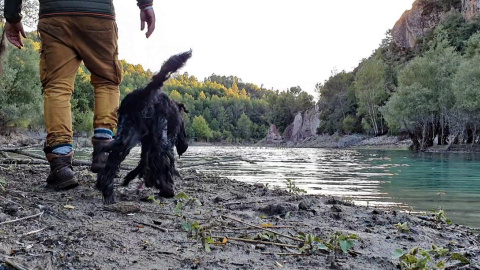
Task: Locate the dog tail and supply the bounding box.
[144,50,192,93]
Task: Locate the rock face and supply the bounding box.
[462,0,480,20]
[282,104,320,142]
[265,125,283,143]
[392,1,444,48]
[392,0,477,49]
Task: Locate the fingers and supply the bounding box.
[6,33,23,49]
[20,26,27,39]
[140,9,156,38]
[5,22,25,49]
[146,19,155,38]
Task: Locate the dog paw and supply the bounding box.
[158,189,175,198]
[103,195,116,205]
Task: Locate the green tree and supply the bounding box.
[236,113,253,140]
[192,115,212,141]
[354,54,388,136]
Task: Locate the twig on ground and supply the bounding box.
[211,236,297,248]
[0,149,135,170]
[221,215,303,242]
[0,195,22,206]
[0,212,44,226]
[3,257,31,270]
[227,225,295,230]
[0,159,48,165]
[136,222,168,232]
[261,252,308,256]
[0,144,43,152]
[222,199,274,207]
[21,227,47,237]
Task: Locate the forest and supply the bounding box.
[0,23,315,143]
[3,0,480,150]
[317,0,480,150]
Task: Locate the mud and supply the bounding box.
[0,161,479,270]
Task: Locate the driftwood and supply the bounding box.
[0,212,44,226]
[211,236,298,248]
[0,147,135,170]
[222,215,304,243]
[0,159,48,165]
[3,257,31,270]
[0,144,43,152]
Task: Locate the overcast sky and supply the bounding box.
[113,0,413,97]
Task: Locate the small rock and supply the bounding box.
[4,203,18,217]
[330,205,342,213]
[212,196,224,204]
[258,203,297,216]
[255,244,267,251]
[0,213,8,222]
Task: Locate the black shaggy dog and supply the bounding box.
[96,50,192,204]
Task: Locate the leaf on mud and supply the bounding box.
[222,237,228,245]
[317,243,329,251]
[64,205,75,210]
[175,192,190,200]
[451,253,470,264]
[340,239,354,254]
[392,248,404,259]
[261,223,273,228]
[136,225,144,228]
[204,242,211,253]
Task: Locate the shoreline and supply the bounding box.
[0,165,479,269]
[3,131,480,153]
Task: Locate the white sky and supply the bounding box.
[113,0,414,97]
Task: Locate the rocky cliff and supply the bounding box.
[392,0,473,49]
[462,0,480,20]
[265,105,320,144]
[272,105,320,144]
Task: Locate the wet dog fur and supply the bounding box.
[95,50,191,204]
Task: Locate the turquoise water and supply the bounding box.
[177,146,480,228]
[29,146,480,227]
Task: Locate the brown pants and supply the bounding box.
[38,16,122,147]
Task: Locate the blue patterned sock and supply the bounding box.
[93,128,113,139]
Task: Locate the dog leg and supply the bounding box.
[96,129,140,204]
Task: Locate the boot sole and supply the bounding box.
[46,178,79,191]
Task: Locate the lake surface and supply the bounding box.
[36,146,480,228]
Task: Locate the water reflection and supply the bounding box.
[28,146,480,227]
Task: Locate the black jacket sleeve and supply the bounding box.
[4,0,23,23]
[137,0,153,9]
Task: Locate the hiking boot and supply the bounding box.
[91,138,113,173]
[45,151,78,190]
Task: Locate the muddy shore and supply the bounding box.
[1,134,480,269]
[0,161,479,269]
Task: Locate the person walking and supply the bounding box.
[3,0,156,190]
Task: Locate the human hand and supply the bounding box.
[5,21,27,49]
[140,8,156,38]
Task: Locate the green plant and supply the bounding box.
[181,219,214,252]
[0,178,6,191]
[285,178,306,195]
[430,209,452,225]
[395,222,412,234]
[173,192,202,216]
[297,232,358,255]
[392,245,470,270]
[297,233,329,254]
